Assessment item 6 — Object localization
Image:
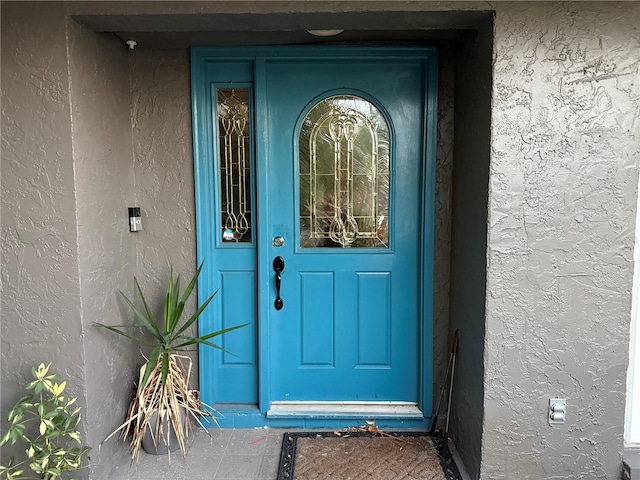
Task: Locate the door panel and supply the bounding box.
[215,270,257,402]
[192,47,437,424]
[300,272,335,366]
[263,57,426,405]
[357,272,391,367]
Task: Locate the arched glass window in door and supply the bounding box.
[299,95,390,248]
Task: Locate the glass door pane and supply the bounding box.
[217,88,252,243]
[299,95,390,248]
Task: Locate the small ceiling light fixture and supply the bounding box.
[307,29,344,37]
[126,40,137,50]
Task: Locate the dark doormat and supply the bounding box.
[276,430,462,480]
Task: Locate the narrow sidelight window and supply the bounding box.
[217,88,252,243]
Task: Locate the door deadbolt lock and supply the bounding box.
[273,236,285,247]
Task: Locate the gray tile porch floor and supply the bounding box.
[106,428,472,480]
[106,428,287,480]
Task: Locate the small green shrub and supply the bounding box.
[1,363,90,479]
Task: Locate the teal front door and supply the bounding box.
[191,47,437,427]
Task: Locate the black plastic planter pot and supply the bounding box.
[141,408,185,455]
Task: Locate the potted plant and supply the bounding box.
[96,262,246,459]
[0,363,91,480]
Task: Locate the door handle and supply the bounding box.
[273,256,285,310]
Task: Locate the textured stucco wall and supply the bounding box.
[129,49,200,382]
[66,18,138,477]
[448,20,493,480]
[1,10,207,477]
[2,2,639,480]
[483,3,640,479]
[1,4,143,477]
[130,49,196,278]
[0,1,88,466]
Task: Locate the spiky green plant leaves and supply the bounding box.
[96,262,247,459]
[97,262,247,393]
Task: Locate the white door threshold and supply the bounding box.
[267,401,424,419]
